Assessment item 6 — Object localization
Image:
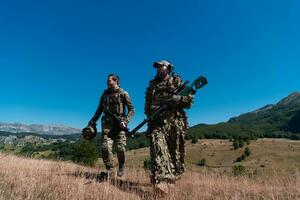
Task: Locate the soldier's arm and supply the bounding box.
[144,82,153,117]
[89,92,105,125]
[123,92,135,124]
[179,94,194,109]
[173,75,194,109]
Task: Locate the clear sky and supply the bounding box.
[0,0,299,129]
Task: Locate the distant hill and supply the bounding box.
[0,131,81,140]
[0,122,81,135]
[187,92,300,140]
[1,92,299,140]
[228,92,300,130]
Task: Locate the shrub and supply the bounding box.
[71,140,98,166]
[238,139,245,148]
[236,155,245,162]
[191,136,199,144]
[244,147,251,157]
[246,139,250,145]
[232,165,246,176]
[233,139,239,150]
[143,159,152,170]
[198,158,206,166]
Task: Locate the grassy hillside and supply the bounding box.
[0,139,299,200]
[124,139,300,173]
[187,92,300,140]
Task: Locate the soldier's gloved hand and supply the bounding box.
[170,95,182,104]
[119,121,127,129]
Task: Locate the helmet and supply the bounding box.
[82,125,97,140]
[153,60,174,72]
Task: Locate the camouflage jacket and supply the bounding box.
[144,75,193,121]
[90,87,134,124]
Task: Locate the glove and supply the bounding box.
[119,121,127,129]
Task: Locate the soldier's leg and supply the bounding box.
[101,124,114,170]
[115,130,126,176]
[178,120,186,174]
[149,126,175,184]
[166,119,181,176]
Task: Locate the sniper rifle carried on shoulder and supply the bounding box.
[127,75,208,137]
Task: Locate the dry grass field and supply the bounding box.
[0,139,299,200]
[126,139,300,172]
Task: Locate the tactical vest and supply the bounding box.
[151,77,177,106]
[103,88,126,116]
[149,75,187,124]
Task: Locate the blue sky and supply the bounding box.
[0,0,299,129]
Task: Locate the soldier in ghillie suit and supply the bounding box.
[144,60,193,190]
[88,74,134,178]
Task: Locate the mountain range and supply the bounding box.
[1,92,300,138]
[228,92,300,132]
[188,92,300,139]
[0,123,81,135]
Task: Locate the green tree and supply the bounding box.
[71,140,98,166]
[191,136,199,144]
[238,139,245,148]
[233,139,239,150]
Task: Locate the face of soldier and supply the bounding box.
[107,76,118,89]
[156,65,169,80]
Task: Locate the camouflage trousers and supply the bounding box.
[148,118,186,184]
[149,124,174,184]
[101,119,126,170]
[166,118,186,176]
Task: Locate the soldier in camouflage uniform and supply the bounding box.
[89,74,134,177]
[145,60,193,187]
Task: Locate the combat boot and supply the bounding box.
[96,169,115,182]
[117,164,125,177]
[153,182,173,195]
[96,171,108,182]
[107,169,115,180]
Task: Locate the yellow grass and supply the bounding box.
[0,149,299,200]
[125,139,300,173]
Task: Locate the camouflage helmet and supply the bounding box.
[82,125,97,140]
[153,60,174,72]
